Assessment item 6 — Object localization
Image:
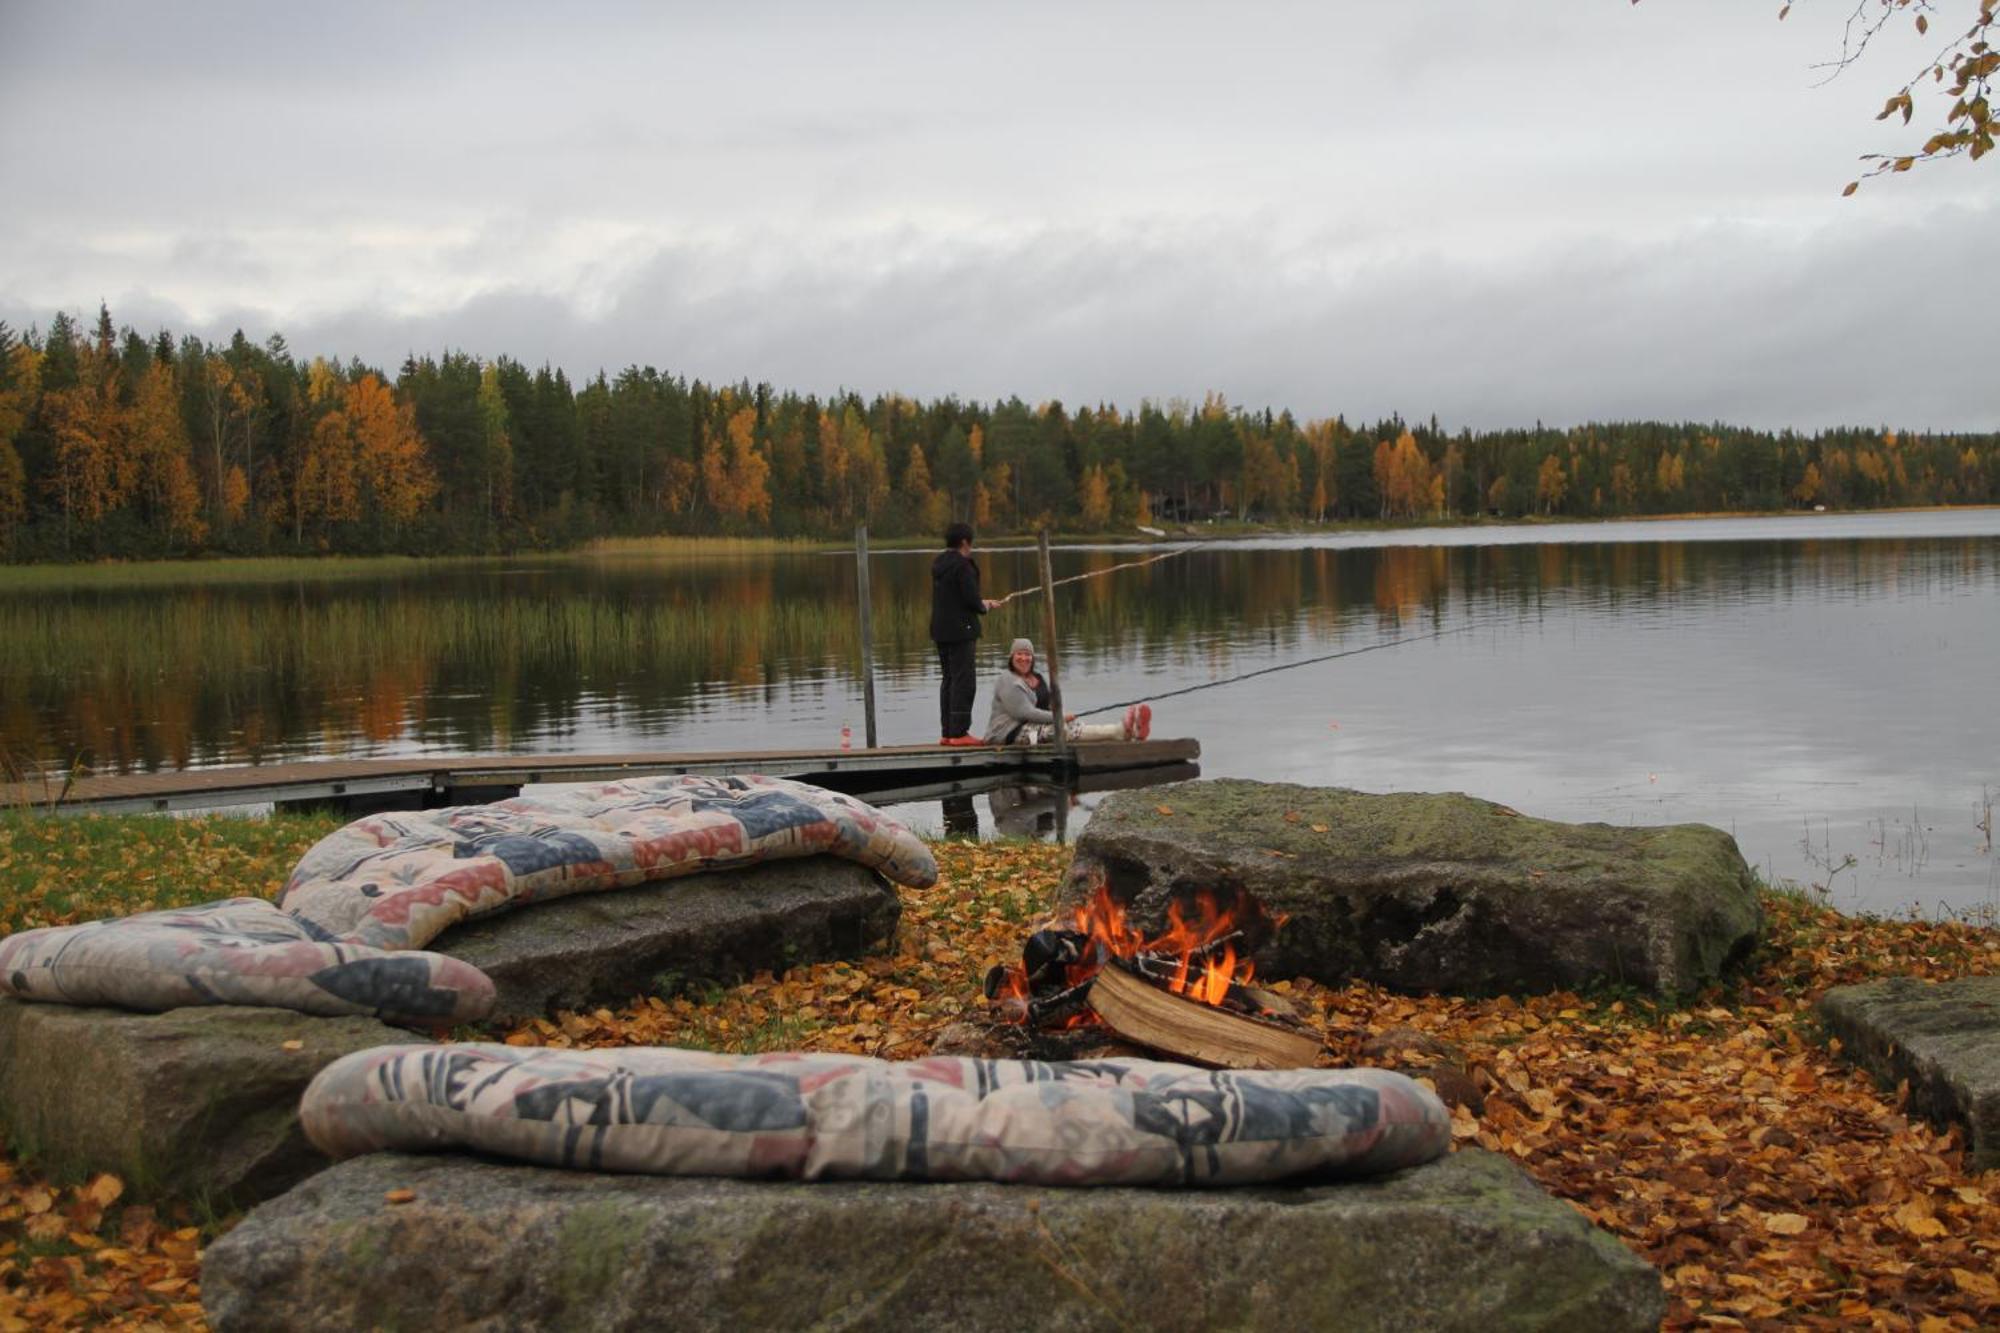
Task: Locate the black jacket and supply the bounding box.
[930,548,987,643]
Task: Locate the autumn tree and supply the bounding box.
[1373,430,1438,519]
[0,323,35,446]
[0,325,36,549]
[289,359,360,544]
[1076,463,1113,529]
[129,360,204,544]
[705,406,772,528]
[346,373,438,527]
[1535,453,1569,514]
[1239,433,1293,519]
[195,353,237,526]
[897,441,950,536]
[476,363,514,524]
[836,404,888,523]
[41,327,134,546]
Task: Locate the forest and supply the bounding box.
[1,304,1996,560]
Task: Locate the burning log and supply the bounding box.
[1087,961,1322,1070]
[986,880,1323,1069]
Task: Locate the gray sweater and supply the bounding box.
[983,670,1054,744]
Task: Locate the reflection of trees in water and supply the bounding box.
[1,537,1993,773]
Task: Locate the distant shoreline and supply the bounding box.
[2,503,1997,588]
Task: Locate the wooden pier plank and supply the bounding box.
[0,738,1200,817]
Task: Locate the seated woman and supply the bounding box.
[982,638,1152,745]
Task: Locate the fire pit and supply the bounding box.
[984,881,1321,1069]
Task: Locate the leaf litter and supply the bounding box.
[0,827,1995,1330]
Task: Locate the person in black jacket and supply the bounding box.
[930,522,1002,745]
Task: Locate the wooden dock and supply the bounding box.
[1,739,1200,817]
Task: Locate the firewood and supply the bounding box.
[1086,963,1322,1071]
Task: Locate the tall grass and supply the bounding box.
[581,535,827,558]
[0,554,506,591]
[0,537,835,592]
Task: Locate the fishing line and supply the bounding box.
[1069,622,1480,719]
[986,536,1487,717]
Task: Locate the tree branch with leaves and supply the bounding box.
[1804,0,1999,187]
[1639,0,1995,187]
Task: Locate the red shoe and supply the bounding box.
[1134,703,1152,741]
[940,734,984,747]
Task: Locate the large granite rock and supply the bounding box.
[201,1149,1662,1332]
[1063,780,1760,998]
[0,999,401,1206]
[433,857,902,1024]
[1817,975,2000,1170]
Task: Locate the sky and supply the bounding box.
[2,0,1993,432]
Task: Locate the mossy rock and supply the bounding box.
[1062,779,1761,999]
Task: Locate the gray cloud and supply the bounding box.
[2,1,1989,431]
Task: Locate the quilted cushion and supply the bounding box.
[302,1044,1451,1186]
[0,898,494,1026]
[279,775,938,953]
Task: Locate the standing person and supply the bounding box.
[931,522,1003,746]
[983,638,1152,745]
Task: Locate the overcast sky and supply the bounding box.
[2,1,1992,431]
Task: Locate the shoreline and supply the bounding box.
[3,503,1998,587]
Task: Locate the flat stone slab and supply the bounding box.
[201,1149,1661,1333]
[0,1000,402,1206]
[1064,779,1761,998]
[1816,975,2000,1170]
[432,857,902,1024]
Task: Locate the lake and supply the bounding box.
[2,509,1996,919]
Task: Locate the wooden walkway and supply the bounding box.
[1,739,1201,817]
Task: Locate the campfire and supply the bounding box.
[984,882,1321,1070]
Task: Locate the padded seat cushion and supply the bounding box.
[302,1044,1451,1186]
[279,774,938,953]
[0,898,494,1026]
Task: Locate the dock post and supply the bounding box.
[856,524,879,749]
[1037,530,1069,765]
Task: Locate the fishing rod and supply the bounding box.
[992,539,1219,605]
[982,532,1479,717]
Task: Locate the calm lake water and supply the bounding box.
[3,510,1996,919]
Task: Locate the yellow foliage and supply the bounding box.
[1076,464,1113,529]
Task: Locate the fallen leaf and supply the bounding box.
[280,1038,304,1052]
[1893,1197,1947,1238]
[81,1172,124,1208]
[383,1188,417,1205]
[1762,1212,1810,1235]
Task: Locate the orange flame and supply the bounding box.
[994,881,1262,1025]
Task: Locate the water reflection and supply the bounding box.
[2,510,1996,915]
[986,784,1076,841]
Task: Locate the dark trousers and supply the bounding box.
[936,639,977,738]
